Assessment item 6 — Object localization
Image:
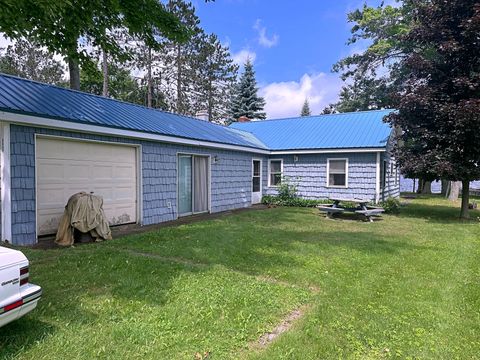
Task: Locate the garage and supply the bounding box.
[36,137,138,236]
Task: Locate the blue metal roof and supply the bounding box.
[230,110,394,150]
[0,74,267,150]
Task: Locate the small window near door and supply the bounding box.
[269,159,283,186]
[327,159,348,187]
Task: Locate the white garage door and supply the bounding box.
[36,137,138,236]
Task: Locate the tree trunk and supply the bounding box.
[420,180,432,194]
[441,180,449,196]
[102,49,109,97]
[68,57,80,90]
[460,180,470,219]
[146,47,152,108]
[416,179,423,194]
[448,181,461,201]
[176,44,182,114]
[412,178,416,193]
[208,81,213,122]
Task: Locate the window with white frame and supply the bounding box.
[327,159,348,187]
[269,159,283,186]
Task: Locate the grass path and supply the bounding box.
[0,196,479,359]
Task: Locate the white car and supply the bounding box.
[0,246,42,328]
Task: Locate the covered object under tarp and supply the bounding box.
[55,192,112,246]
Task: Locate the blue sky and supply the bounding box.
[195,0,382,118]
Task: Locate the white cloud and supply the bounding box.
[253,19,279,48]
[231,49,256,66]
[259,73,344,119]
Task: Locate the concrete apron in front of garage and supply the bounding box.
[32,204,268,249]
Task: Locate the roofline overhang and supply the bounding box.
[0,111,271,155]
[0,111,388,156]
[269,147,386,155]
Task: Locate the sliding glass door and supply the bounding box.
[178,154,209,216]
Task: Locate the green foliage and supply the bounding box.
[0,0,188,88]
[0,38,66,86]
[326,1,413,113]
[300,98,311,116]
[385,0,480,218]
[229,59,266,122]
[80,60,145,105]
[262,195,328,208]
[381,197,401,214]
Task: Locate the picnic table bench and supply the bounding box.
[317,197,384,222]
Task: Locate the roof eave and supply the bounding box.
[0,109,271,154]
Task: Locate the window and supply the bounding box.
[269,159,283,186]
[327,159,348,187]
[381,160,387,189]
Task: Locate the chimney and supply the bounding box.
[238,116,250,123]
[196,110,209,122]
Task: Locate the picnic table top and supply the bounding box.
[329,197,370,204]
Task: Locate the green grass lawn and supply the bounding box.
[1,196,479,359]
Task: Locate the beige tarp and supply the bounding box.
[55,192,112,246]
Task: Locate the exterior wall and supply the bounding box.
[380,136,401,200]
[264,153,379,201]
[9,124,259,246]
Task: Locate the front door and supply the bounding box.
[252,159,262,204]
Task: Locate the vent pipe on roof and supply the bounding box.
[238,116,250,123]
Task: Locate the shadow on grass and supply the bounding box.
[0,317,56,358]
[397,202,480,224]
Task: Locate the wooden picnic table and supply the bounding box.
[317,197,384,222]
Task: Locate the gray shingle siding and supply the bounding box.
[265,153,379,200]
[9,124,257,245]
[381,135,400,200]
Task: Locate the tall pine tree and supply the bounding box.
[229,59,266,122]
[300,98,311,116]
[195,33,238,123]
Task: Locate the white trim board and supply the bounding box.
[375,152,381,204]
[1,122,11,242]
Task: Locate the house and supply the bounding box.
[0,74,398,246]
[230,111,399,202]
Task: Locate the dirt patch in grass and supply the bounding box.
[250,304,310,351]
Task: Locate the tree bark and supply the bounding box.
[102,49,109,97]
[460,180,470,219]
[68,57,80,90]
[448,181,461,201]
[416,179,423,194]
[146,47,152,108]
[420,180,432,194]
[441,180,449,196]
[176,44,182,114]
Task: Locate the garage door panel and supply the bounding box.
[37,138,138,236]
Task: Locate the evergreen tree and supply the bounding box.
[300,98,311,116]
[229,59,266,122]
[195,33,238,123]
[0,38,65,85]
